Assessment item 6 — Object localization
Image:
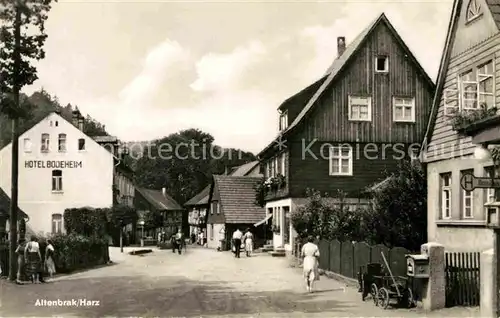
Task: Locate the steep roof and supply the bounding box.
[212,175,265,224]
[184,185,210,206]
[421,0,500,157]
[230,161,260,176]
[0,188,28,219]
[259,13,435,158]
[136,187,183,211]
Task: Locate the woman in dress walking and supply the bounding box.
[24,236,42,283]
[243,228,254,257]
[301,236,320,293]
[15,238,27,284]
[45,239,56,280]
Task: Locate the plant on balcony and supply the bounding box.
[450,103,498,131]
[276,174,286,188]
[254,178,268,207]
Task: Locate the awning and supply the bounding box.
[254,214,272,227]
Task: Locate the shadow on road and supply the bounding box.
[0,275,352,317]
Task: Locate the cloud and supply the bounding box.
[119,39,191,107]
[190,40,267,92]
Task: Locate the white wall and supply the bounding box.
[0,113,114,236]
[207,223,224,249]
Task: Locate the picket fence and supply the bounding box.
[445,252,480,307]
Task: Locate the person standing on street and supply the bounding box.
[232,228,243,258]
[243,228,254,257]
[301,236,320,293]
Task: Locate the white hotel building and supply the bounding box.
[0,110,130,235]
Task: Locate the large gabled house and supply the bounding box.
[422,0,500,252]
[257,13,435,252]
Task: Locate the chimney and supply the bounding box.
[77,116,84,131]
[162,187,166,197]
[337,37,346,57]
[72,109,80,127]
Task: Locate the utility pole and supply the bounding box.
[8,1,21,282]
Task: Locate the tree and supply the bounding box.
[0,0,56,281]
[365,160,427,251]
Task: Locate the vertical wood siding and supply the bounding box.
[299,22,434,144]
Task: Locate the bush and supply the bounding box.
[64,207,108,237]
[45,233,109,273]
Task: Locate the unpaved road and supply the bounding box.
[0,246,480,317]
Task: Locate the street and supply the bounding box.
[0,247,480,317]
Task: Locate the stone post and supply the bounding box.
[421,242,446,311]
[480,249,496,317]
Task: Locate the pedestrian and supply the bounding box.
[37,238,47,283]
[172,228,183,254]
[14,238,27,284]
[45,239,56,281]
[243,228,254,257]
[24,236,42,283]
[301,236,320,293]
[232,228,243,258]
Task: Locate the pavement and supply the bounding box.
[0,246,481,317]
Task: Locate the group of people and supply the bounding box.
[231,228,254,258]
[14,235,56,284]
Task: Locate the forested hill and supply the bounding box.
[0,89,108,149]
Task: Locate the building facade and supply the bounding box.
[257,13,435,252]
[422,0,500,251]
[0,112,114,235]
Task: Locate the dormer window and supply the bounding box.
[279,111,288,131]
[375,56,388,73]
[466,0,481,23]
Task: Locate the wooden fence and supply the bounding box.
[294,240,412,279]
[445,252,480,307]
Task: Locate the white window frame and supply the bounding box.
[443,85,459,116]
[461,170,474,219]
[52,169,63,192]
[375,56,389,73]
[280,153,286,176]
[265,162,270,178]
[23,138,32,152]
[58,133,67,152]
[348,96,372,122]
[41,133,50,152]
[279,111,288,131]
[466,0,482,22]
[216,202,220,214]
[393,97,415,122]
[440,173,452,219]
[485,167,496,203]
[329,145,353,176]
[52,213,62,234]
[458,61,495,111]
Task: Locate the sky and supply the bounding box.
[22,0,453,154]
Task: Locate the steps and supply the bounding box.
[270,247,286,257]
[261,244,274,252]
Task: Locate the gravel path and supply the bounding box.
[0,246,480,317]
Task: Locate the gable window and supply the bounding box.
[348,96,371,121]
[78,138,86,151]
[329,145,353,176]
[461,169,474,218]
[393,97,415,122]
[51,214,62,234]
[23,138,32,152]
[375,56,388,73]
[52,169,63,192]
[466,0,481,22]
[58,133,66,152]
[216,202,220,214]
[41,133,49,152]
[279,111,288,131]
[440,173,451,219]
[457,60,494,111]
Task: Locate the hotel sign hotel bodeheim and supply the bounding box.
[0,112,116,235]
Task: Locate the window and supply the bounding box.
[440,173,452,219]
[52,169,63,192]
[329,145,353,176]
[58,133,66,152]
[270,158,276,177]
[216,202,220,214]
[78,138,86,151]
[348,96,371,121]
[443,83,459,116]
[393,97,415,122]
[265,162,270,178]
[375,56,388,72]
[23,138,32,152]
[51,214,62,234]
[466,0,481,22]
[461,169,474,218]
[458,61,494,111]
[41,133,49,152]
[279,111,288,131]
[55,121,58,127]
[281,153,286,176]
[485,167,496,203]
